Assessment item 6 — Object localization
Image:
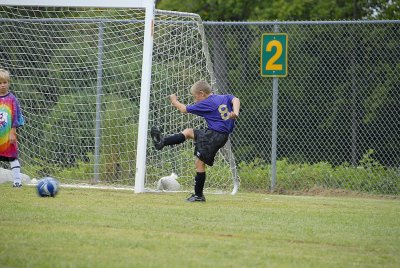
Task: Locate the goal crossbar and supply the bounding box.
[0,0,151,8]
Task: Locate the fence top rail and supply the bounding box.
[204,20,400,26]
[1,17,398,26]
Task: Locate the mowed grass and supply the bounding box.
[0,184,399,268]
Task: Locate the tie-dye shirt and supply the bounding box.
[0,92,24,158]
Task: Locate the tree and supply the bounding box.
[251,0,362,20]
[157,0,400,21]
[156,0,266,21]
[364,0,400,19]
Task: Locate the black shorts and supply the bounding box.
[193,129,229,166]
[0,156,16,162]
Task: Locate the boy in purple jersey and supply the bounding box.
[0,69,25,188]
[151,80,240,202]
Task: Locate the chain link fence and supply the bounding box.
[1,7,398,195]
[204,21,400,195]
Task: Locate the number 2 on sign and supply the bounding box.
[265,40,282,71]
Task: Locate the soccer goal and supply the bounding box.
[0,0,239,194]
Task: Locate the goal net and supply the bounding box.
[0,2,239,193]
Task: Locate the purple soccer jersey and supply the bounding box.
[186,94,235,134]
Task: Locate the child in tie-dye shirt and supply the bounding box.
[0,69,24,187]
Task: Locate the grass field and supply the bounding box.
[0,184,399,268]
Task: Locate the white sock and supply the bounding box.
[10,159,21,184]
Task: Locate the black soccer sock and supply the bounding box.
[163,133,186,146]
[194,172,206,197]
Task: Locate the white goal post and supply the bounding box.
[0,0,239,194]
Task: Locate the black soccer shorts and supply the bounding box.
[0,156,16,162]
[193,129,229,166]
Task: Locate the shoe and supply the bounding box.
[151,126,164,150]
[186,193,206,202]
[12,182,22,188]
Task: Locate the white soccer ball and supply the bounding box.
[37,177,60,197]
[157,173,180,191]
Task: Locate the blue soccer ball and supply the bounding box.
[37,177,59,197]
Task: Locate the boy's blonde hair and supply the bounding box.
[190,80,212,95]
[0,69,10,82]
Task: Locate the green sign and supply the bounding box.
[260,33,288,77]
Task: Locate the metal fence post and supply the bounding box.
[270,23,279,191]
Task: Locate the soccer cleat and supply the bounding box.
[186,193,206,202]
[150,126,164,150]
[12,182,22,188]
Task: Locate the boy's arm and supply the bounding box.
[229,97,240,119]
[9,127,17,144]
[169,94,187,113]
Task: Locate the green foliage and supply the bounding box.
[98,95,139,183]
[48,27,143,98]
[21,155,93,182]
[365,0,400,19]
[238,158,270,190]
[157,0,262,21]
[238,150,399,195]
[157,0,400,21]
[40,93,95,167]
[29,94,139,184]
[337,149,400,195]
[207,154,234,191]
[48,34,98,92]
